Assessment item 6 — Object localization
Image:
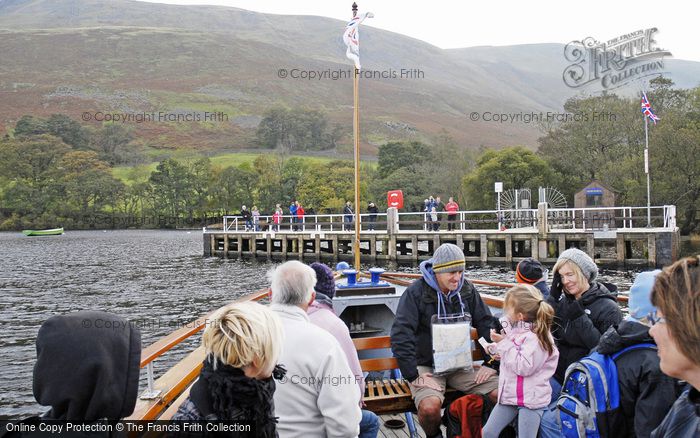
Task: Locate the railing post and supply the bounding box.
[140,362,162,400]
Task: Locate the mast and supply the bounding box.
[352,2,362,271]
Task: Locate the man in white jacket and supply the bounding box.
[270,260,362,437]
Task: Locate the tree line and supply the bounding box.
[1,78,698,233]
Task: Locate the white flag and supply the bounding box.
[343,11,373,70]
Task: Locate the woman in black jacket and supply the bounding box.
[172,302,285,438]
[547,248,623,383]
[539,248,623,438]
[649,256,700,438]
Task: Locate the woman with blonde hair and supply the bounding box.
[483,284,559,438]
[649,256,700,437]
[173,301,285,437]
[539,248,622,438]
[547,248,622,383]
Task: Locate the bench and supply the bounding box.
[353,327,483,415]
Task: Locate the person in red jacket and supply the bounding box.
[445,197,459,231]
[296,201,305,231]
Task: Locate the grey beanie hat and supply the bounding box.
[432,243,465,273]
[557,248,598,282]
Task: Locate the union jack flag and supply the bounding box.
[343,11,373,70]
[641,92,660,124]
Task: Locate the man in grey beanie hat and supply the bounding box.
[390,243,499,437]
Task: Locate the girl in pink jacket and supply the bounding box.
[482,284,559,438]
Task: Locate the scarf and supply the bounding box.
[190,356,286,437]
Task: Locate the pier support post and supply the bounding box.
[389,235,396,262]
[505,235,513,263]
[456,235,464,252]
[480,235,488,264]
[647,234,656,267]
[223,234,229,259]
[616,234,626,263]
[537,202,548,237]
[315,234,321,260]
[266,235,272,258]
[237,236,243,257]
[370,236,377,262]
[412,236,418,262]
[586,235,595,259]
[282,236,288,258]
[558,235,566,255]
[331,235,338,261]
[531,236,539,259]
[298,235,304,259]
[387,207,399,234]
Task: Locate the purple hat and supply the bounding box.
[310,262,335,298]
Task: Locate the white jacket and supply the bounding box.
[271,304,361,438]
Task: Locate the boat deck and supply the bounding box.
[378,413,445,438]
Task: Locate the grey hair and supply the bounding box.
[269,261,317,305]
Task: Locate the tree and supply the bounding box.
[463,147,556,210]
[148,159,195,220]
[211,165,259,213]
[14,114,90,150]
[256,107,335,151]
[377,141,430,179]
[55,151,124,215]
[91,123,138,165]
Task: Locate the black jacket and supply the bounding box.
[594,320,678,438]
[651,385,700,438]
[547,282,623,382]
[390,278,497,382]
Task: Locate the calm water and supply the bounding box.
[0,230,671,419]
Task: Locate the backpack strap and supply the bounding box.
[611,342,657,361]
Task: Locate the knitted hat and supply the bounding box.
[628,270,661,320]
[310,262,336,298]
[516,258,545,284]
[432,243,465,273]
[557,248,598,282]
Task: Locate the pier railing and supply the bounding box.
[548,205,676,231]
[218,205,677,234]
[223,213,389,232]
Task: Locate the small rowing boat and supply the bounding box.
[22,228,64,236]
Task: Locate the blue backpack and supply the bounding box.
[557,343,657,438]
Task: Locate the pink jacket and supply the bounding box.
[307,301,365,403]
[494,322,559,409]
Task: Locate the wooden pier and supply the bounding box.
[203,204,680,267]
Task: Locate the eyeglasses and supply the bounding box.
[647,312,667,325]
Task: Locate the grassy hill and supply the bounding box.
[1,0,698,154]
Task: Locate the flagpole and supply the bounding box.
[645,113,651,227]
[352,2,361,271]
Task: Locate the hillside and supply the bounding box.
[0,0,698,153]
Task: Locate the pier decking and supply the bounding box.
[203,204,680,267]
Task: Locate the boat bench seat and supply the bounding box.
[353,328,483,415]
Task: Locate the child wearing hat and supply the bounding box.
[515,257,550,297]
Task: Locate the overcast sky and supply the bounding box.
[137,0,699,62]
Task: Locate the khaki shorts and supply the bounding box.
[408,365,498,409]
